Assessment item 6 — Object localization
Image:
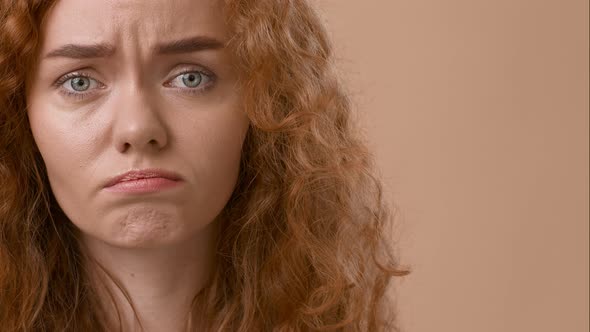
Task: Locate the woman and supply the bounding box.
[0,0,410,330]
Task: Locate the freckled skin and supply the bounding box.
[25,0,250,250]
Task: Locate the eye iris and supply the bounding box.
[182,72,202,87]
[71,77,90,91]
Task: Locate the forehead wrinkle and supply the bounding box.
[38,0,228,66]
[107,1,208,53]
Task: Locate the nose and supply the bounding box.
[111,86,168,154]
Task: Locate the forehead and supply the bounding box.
[41,0,226,50]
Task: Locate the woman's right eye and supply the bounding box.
[55,73,104,100]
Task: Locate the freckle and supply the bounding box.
[130,273,135,277]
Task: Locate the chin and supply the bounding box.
[102,206,185,249]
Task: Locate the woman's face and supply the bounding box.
[26,0,249,248]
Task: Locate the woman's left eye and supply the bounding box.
[166,71,214,91]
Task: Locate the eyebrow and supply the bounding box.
[43,35,225,59]
[156,35,225,54]
[44,43,115,59]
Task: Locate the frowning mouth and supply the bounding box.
[103,168,183,193]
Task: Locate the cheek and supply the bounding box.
[202,117,248,163]
[27,104,99,204]
[178,107,249,201]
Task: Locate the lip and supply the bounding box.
[104,168,183,189]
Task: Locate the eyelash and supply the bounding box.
[53,69,216,101]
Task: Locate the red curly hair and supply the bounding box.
[0,0,411,330]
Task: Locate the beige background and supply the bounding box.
[315,1,589,331]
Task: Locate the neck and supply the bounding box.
[80,220,218,332]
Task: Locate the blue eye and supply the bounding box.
[54,73,104,100]
[167,71,213,90]
[182,73,201,87]
[70,77,91,91]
